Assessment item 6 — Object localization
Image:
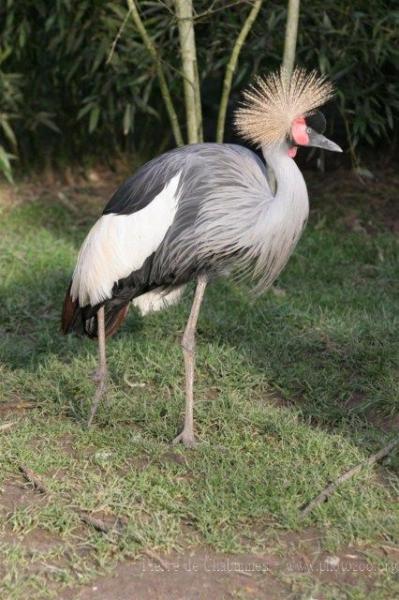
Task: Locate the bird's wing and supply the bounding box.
[69,143,272,310]
[70,149,186,308]
[102,151,182,215]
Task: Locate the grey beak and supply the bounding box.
[308,129,342,153]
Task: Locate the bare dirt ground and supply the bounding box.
[61,547,379,600]
[1,461,383,600]
[62,551,285,600]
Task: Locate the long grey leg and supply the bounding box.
[87,305,107,427]
[173,274,207,447]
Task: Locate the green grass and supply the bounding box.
[0,179,398,599]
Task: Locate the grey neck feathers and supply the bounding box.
[248,143,309,293]
[262,142,308,208]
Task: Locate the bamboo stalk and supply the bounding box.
[107,7,132,65]
[126,0,184,147]
[216,0,263,144]
[194,58,203,142]
[267,0,301,194]
[282,0,300,81]
[174,0,202,144]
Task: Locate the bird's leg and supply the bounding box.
[173,274,207,448]
[87,305,107,427]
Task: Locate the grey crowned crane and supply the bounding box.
[62,67,342,446]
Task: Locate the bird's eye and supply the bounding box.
[306,127,312,134]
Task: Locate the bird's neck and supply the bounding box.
[262,143,308,209]
[247,142,310,292]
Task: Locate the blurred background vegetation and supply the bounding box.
[0,0,398,181]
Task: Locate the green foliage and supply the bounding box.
[0,46,23,182]
[0,0,398,177]
[296,3,399,152]
[0,0,170,174]
[202,1,399,152]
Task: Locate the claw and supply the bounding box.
[172,429,197,448]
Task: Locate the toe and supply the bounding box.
[172,431,197,448]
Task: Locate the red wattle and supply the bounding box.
[292,117,309,146]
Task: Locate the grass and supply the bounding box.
[0,172,398,599]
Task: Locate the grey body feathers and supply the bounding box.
[143,143,307,294]
[72,142,309,324]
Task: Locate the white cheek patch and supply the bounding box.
[71,172,181,306]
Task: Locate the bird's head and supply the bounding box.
[235,67,342,157]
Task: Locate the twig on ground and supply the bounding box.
[300,437,399,518]
[123,372,146,388]
[19,465,48,494]
[0,402,37,412]
[80,512,167,569]
[80,512,127,536]
[142,549,169,571]
[0,421,17,432]
[80,513,111,534]
[380,544,399,555]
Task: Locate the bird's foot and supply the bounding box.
[172,428,197,448]
[91,368,107,384]
[87,370,108,428]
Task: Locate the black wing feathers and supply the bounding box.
[103,150,180,216]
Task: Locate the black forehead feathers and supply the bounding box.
[305,110,326,134]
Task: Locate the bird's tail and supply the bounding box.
[61,282,129,339]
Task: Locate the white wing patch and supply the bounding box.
[71,172,181,306]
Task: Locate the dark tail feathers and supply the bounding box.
[61,282,129,339]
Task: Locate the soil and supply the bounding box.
[60,543,379,600]
[0,475,380,599]
[61,550,285,600]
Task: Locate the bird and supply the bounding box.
[61,67,342,446]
